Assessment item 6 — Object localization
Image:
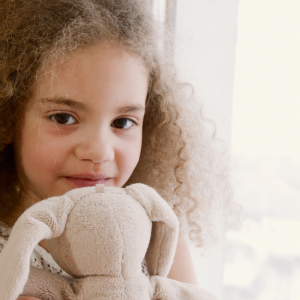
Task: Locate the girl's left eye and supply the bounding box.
[111,118,136,129]
[48,113,77,125]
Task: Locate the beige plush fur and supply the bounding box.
[0,184,218,300]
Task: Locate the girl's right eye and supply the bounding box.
[47,113,77,125]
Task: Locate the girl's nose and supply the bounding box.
[75,130,115,163]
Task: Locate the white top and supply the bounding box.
[0,221,149,280]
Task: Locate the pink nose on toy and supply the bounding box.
[95,184,105,193]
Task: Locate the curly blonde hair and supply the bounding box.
[0,0,232,247]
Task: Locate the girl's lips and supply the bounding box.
[65,177,111,188]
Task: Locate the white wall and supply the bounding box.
[174,1,239,298]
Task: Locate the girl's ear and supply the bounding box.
[125,183,179,277]
[0,195,74,300]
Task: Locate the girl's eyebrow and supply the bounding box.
[116,105,145,114]
[39,97,145,113]
[39,97,87,110]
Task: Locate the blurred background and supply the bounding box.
[153,0,300,299]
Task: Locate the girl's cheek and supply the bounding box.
[123,139,142,167]
[44,122,79,137]
[32,135,68,168]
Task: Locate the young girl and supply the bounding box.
[0,0,231,298]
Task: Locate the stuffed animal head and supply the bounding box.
[0,183,179,300]
[47,185,153,278]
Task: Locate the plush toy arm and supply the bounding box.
[0,196,74,300]
[150,276,219,300]
[22,266,75,300]
[125,184,179,277]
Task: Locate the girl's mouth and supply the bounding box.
[65,174,111,188]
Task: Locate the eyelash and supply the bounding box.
[111,118,137,129]
[46,113,137,129]
[47,113,77,125]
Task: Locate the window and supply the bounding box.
[154,1,300,299]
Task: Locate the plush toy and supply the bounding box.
[0,183,217,300]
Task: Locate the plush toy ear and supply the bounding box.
[125,183,179,277]
[0,195,74,300]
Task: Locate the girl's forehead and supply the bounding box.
[38,43,148,82]
[29,43,149,111]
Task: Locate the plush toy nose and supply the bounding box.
[95,184,105,193]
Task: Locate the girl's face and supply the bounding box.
[13,44,148,203]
